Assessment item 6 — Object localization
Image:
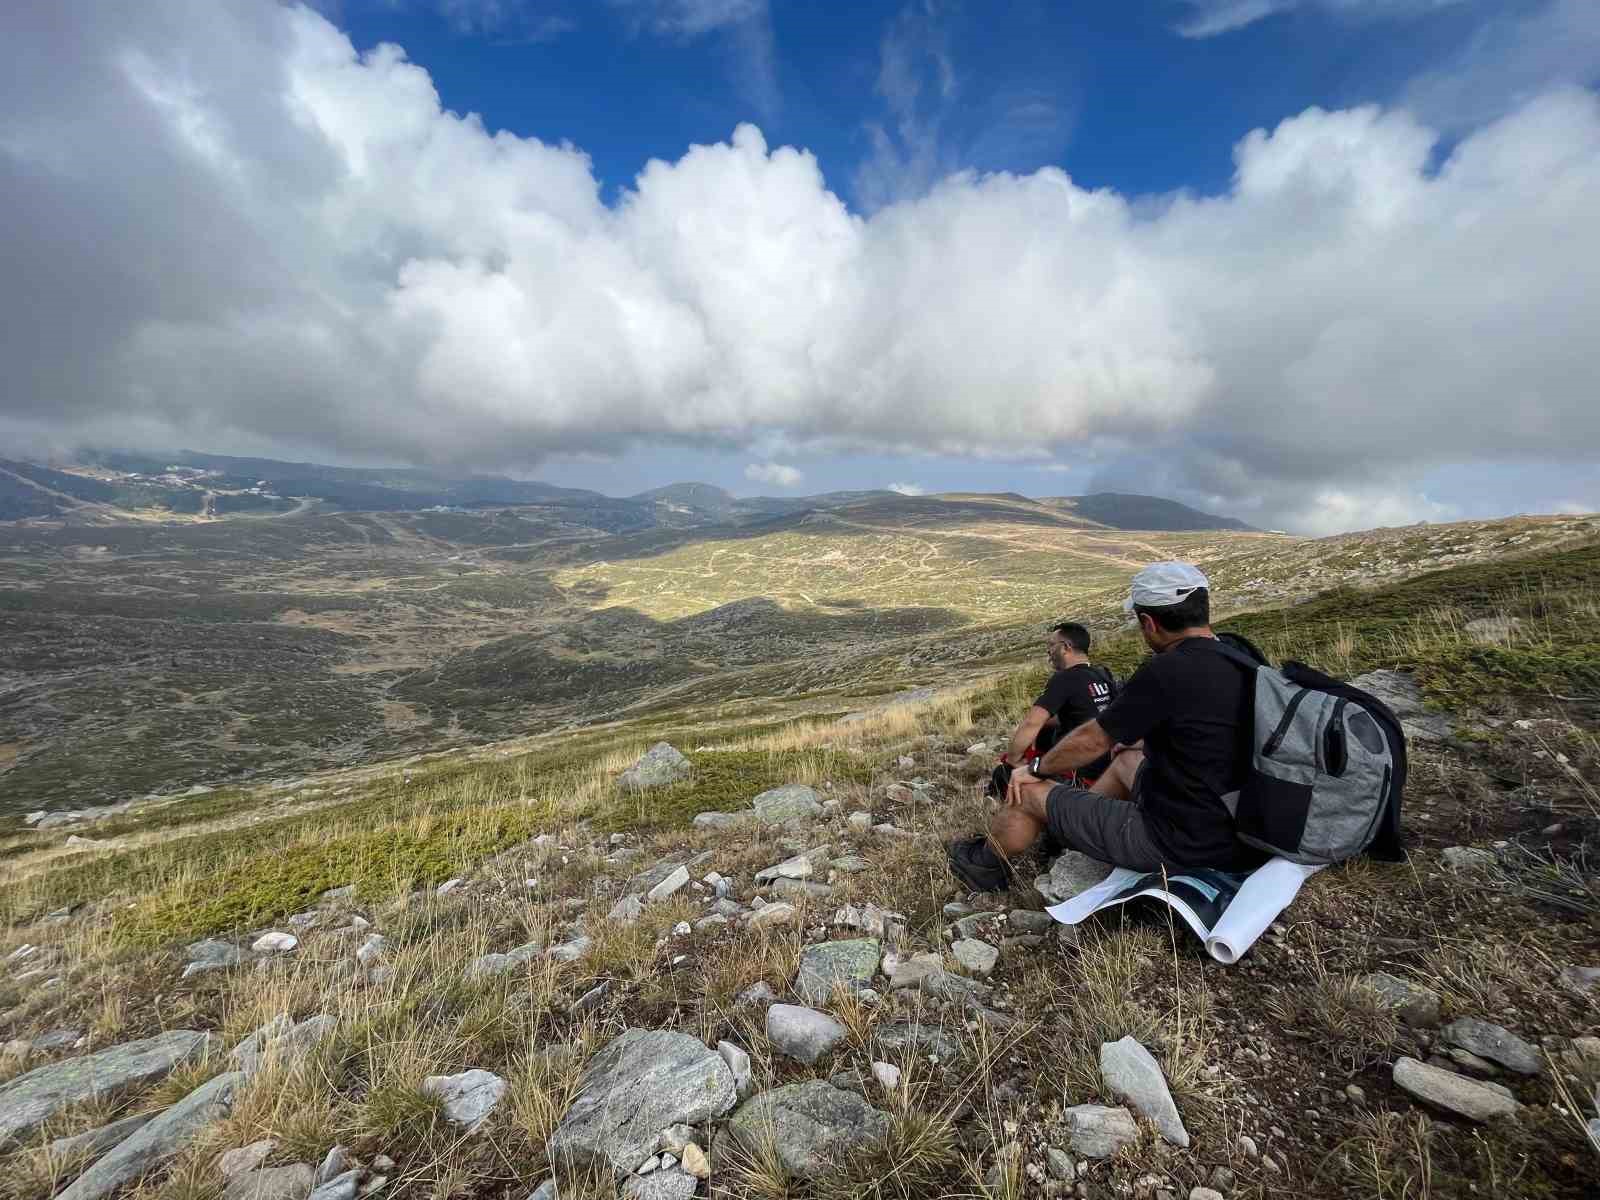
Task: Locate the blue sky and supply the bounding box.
[4,1,1599,531]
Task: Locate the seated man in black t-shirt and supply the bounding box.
[949,562,1267,892]
[986,622,1115,797]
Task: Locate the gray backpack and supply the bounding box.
[1211,643,1406,865]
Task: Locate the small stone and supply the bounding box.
[647,866,691,902]
[1356,973,1442,1027]
[1047,1147,1075,1181]
[1237,1134,1259,1159]
[436,878,464,896]
[870,1062,900,1091]
[355,935,389,967]
[308,1169,359,1200]
[1034,851,1113,904]
[680,1142,710,1179]
[751,784,823,824]
[767,1004,848,1064]
[1345,1083,1366,1103]
[1008,909,1053,935]
[736,982,778,1007]
[1392,1056,1519,1121]
[1099,1036,1189,1147]
[619,743,693,792]
[1441,1017,1542,1075]
[315,1146,351,1186]
[1440,846,1495,872]
[638,1154,661,1175]
[421,1069,507,1131]
[1209,1166,1236,1190]
[718,1040,754,1097]
[608,894,645,924]
[1063,1104,1138,1158]
[1189,1189,1224,1200]
[951,939,999,977]
[225,1164,314,1200]
[747,903,797,931]
[795,938,881,1003]
[220,1140,280,1180]
[251,931,298,954]
[546,936,593,963]
[847,811,873,831]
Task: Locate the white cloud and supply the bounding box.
[1173,0,1464,39]
[744,460,803,487]
[4,2,1600,533]
[886,482,926,496]
[610,0,778,118]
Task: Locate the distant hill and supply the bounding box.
[1043,492,1257,532]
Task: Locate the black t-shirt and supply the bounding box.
[1034,664,1115,775]
[1097,637,1268,870]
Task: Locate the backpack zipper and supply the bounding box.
[1261,688,1309,758]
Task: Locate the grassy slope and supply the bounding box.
[1,535,1598,1199]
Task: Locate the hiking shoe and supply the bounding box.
[946,835,1012,893]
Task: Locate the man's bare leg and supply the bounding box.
[989,750,1145,862]
[1090,748,1144,800]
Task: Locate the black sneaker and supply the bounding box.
[946,835,1012,893]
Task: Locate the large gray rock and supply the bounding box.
[1392,1057,1519,1121]
[750,785,822,825]
[58,1070,243,1200]
[1063,1104,1139,1157]
[224,1164,314,1200]
[422,1069,507,1130]
[766,1005,848,1065]
[44,1114,154,1163]
[1099,1037,1188,1147]
[794,939,880,1005]
[622,1168,697,1200]
[1356,973,1442,1027]
[1349,670,1456,741]
[549,1029,737,1173]
[725,1081,890,1179]
[619,744,692,792]
[0,1029,209,1149]
[1441,1018,1542,1075]
[1034,852,1112,904]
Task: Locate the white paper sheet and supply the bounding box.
[1044,857,1323,964]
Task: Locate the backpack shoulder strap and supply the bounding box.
[1204,638,1264,675]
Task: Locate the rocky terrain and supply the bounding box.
[1,532,1598,1199]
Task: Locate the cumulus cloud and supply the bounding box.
[3,2,1600,533]
[886,482,926,496]
[1173,0,1464,39]
[744,461,803,487]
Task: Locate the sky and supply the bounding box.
[2,1,1599,534]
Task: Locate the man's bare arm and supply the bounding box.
[1035,718,1113,776]
[1006,705,1051,763]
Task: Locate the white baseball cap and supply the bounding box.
[1124,561,1210,612]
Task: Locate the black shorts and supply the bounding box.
[1044,768,1166,871]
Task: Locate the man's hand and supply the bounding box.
[1005,765,1038,807]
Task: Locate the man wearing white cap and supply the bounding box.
[947,561,1268,891]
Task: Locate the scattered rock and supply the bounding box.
[680,1142,710,1180]
[45,1114,155,1165]
[1356,973,1442,1027]
[1349,670,1457,741]
[1034,852,1112,904]
[1441,1018,1542,1075]
[795,938,881,1004]
[951,939,999,977]
[546,935,593,964]
[1008,909,1054,935]
[736,981,778,1006]
[1063,1104,1139,1158]
[622,1168,696,1200]
[57,1071,243,1200]
[315,1146,351,1186]
[771,878,832,900]
[874,1022,961,1061]
[830,854,870,874]
[467,942,543,981]
[870,1062,900,1091]
[422,1069,507,1131]
[436,878,464,897]
[549,1029,737,1174]
[608,894,645,924]
[725,1081,890,1179]
[1189,1189,1224,1200]
[220,1139,279,1179]
[647,866,691,902]
[847,811,873,832]
[619,743,693,792]
[751,784,823,824]
[225,1164,314,1200]
[747,902,797,932]
[692,811,746,831]
[571,983,610,1016]
[1392,1057,1519,1121]
[832,904,901,938]
[355,935,389,967]
[756,848,828,883]
[182,939,246,979]
[766,1004,848,1064]
[718,1040,753,1098]
[0,1028,209,1149]
[30,1029,84,1054]
[1046,1147,1075,1182]
[307,1169,359,1200]
[251,931,298,954]
[1099,1036,1189,1147]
